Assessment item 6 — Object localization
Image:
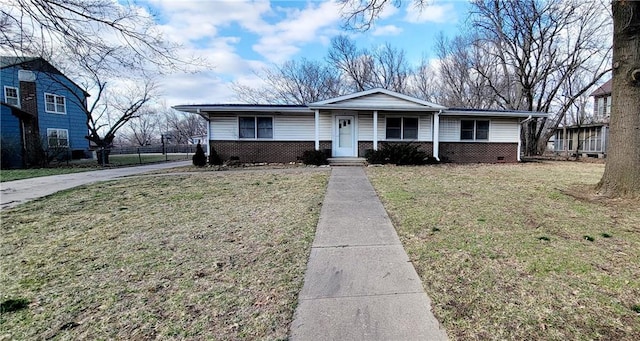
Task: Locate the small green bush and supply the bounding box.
[192,143,207,167]
[365,142,431,165]
[302,150,328,166]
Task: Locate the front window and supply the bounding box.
[386,117,418,140]
[597,97,608,117]
[460,120,490,141]
[47,129,69,147]
[45,93,66,114]
[4,86,19,107]
[460,120,475,140]
[556,130,564,151]
[239,117,273,139]
[386,117,402,139]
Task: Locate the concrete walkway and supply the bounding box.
[0,160,191,209]
[290,167,448,340]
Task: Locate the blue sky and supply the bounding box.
[141,0,471,105]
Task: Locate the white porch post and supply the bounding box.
[517,116,530,162]
[433,110,440,161]
[314,109,320,151]
[199,109,210,155]
[373,110,378,151]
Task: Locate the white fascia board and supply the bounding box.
[443,110,547,118]
[173,105,312,114]
[308,88,384,105]
[308,88,447,109]
[307,104,441,112]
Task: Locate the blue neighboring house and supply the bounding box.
[1,56,89,168]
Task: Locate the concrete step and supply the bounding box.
[328,157,367,166]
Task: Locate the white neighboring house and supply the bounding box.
[554,79,611,158]
[174,88,547,163]
[190,135,208,155]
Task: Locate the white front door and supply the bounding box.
[333,115,356,157]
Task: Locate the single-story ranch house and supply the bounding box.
[173,88,547,163]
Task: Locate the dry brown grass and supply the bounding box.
[368,161,640,340]
[1,170,328,340]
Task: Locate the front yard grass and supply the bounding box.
[1,170,328,340]
[368,162,639,340]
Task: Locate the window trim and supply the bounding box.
[238,116,274,140]
[385,116,419,140]
[47,128,69,148]
[4,86,20,107]
[44,93,67,114]
[460,119,490,141]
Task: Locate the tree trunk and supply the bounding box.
[96,148,110,166]
[597,0,640,197]
[524,120,540,156]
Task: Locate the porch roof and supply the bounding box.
[307,88,447,111]
[444,108,547,118]
[173,89,548,119]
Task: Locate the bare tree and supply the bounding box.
[327,35,411,93]
[327,35,374,92]
[432,34,501,108]
[87,75,157,164]
[162,109,207,144]
[370,43,411,92]
[124,108,160,146]
[468,0,612,155]
[233,59,343,104]
[597,0,640,197]
[406,56,438,102]
[1,0,191,71]
[339,0,404,31]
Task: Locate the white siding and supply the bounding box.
[418,115,432,141]
[210,116,237,140]
[489,119,520,142]
[335,93,426,109]
[438,117,520,142]
[319,111,332,140]
[377,115,386,139]
[358,113,373,140]
[274,115,314,140]
[439,117,460,142]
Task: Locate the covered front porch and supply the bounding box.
[308,88,446,159]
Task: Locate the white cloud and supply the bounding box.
[252,1,343,62]
[372,24,403,36]
[148,0,272,44]
[404,4,457,24]
[378,3,400,19]
[160,72,237,106]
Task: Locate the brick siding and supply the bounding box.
[439,142,518,163]
[359,141,434,158]
[210,140,517,163]
[211,140,331,163]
